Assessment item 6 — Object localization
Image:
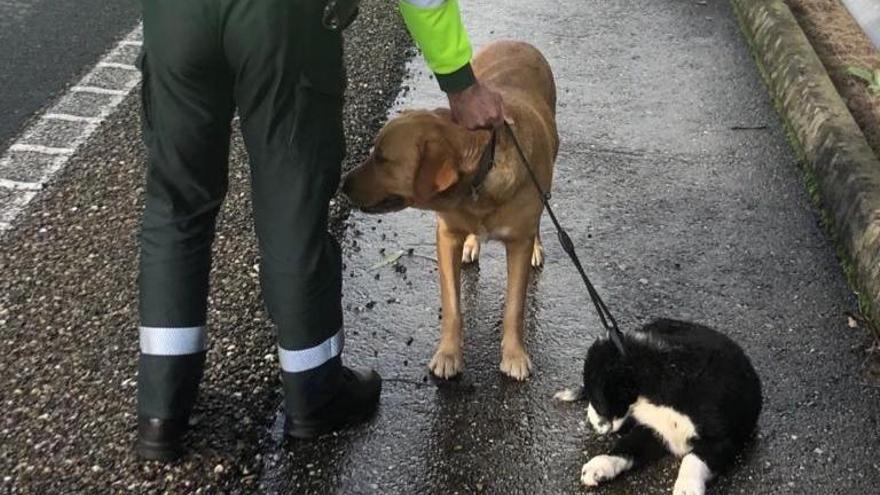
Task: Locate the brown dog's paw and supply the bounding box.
[429,347,463,379]
[462,234,480,264]
[500,348,533,380]
[531,237,544,268]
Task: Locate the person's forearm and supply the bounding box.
[398,0,476,93]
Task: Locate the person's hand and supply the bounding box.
[447,81,504,130]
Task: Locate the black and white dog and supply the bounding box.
[555,319,762,495]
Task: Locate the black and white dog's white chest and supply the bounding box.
[628,398,698,457]
[585,396,699,457]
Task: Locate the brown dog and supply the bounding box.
[342,40,558,380]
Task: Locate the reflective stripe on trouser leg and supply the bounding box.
[140,326,207,355]
[278,329,345,418]
[137,326,208,420]
[277,329,343,373]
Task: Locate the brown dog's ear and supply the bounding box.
[413,139,460,203]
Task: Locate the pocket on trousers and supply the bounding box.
[302,25,347,97]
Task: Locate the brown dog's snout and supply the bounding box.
[341,167,371,204]
[339,166,382,208]
[340,171,354,197]
[340,164,411,214]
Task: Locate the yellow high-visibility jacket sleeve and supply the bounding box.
[399,0,476,92]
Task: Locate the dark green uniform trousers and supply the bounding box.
[137,0,346,421]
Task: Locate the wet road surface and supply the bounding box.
[1,0,880,494]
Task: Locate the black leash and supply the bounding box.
[483,122,628,357]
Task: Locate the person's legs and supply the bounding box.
[136,0,234,459]
[223,0,379,431]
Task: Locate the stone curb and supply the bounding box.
[731,0,880,324]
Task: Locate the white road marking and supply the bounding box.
[43,113,102,124]
[8,144,74,155]
[97,62,139,71]
[71,86,129,96]
[0,23,143,237]
[0,178,43,191]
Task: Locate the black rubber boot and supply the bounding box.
[135,417,187,461]
[286,367,382,439]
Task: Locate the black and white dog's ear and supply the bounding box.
[553,385,586,402]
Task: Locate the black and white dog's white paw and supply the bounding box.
[672,454,711,495]
[672,477,706,495]
[580,454,633,487]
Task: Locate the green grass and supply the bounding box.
[846,65,880,95]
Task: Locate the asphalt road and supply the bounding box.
[0,0,141,151]
[1,0,880,494]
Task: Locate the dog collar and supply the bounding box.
[469,129,497,200]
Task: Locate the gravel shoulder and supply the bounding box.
[0,2,410,492]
